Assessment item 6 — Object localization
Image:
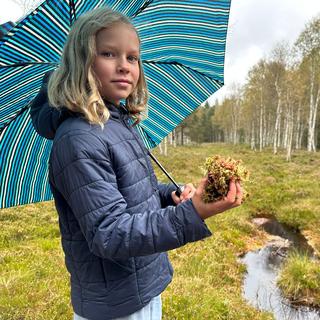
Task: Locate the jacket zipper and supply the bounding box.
[120,116,158,191]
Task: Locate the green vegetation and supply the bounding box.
[0,202,70,319]
[1,144,319,319]
[278,252,320,307]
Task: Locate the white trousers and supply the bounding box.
[73,294,162,320]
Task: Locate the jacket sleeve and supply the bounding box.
[51,131,212,260]
[157,182,177,207]
[29,71,72,139]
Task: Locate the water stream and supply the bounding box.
[241,218,320,320]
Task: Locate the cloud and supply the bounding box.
[208,0,320,104]
[0,1,23,23]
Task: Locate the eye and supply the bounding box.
[101,52,114,57]
[128,55,139,62]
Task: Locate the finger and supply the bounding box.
[180,185,190,197]
[171,191,181,205]
[233,181,243,206]
[225,179,236,203]
[180,183,195,200]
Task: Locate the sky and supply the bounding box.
[1,0,320,104]
[212,0,320,103]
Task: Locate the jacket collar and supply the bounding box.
[104,100,129,120]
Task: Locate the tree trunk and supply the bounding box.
[311,88,320,151]
[273,82,282,154]
[164,136,168,156]
[286,92,294,161]
[262,104,267,148]
[266,113,272,146]
[295,102,301,149]
[231,100,240,145]
[307,66,319,152]
[273,103,281,153]
[259,93,263,151]
[169,132,173,145]
[283,110,289,148]
[251,122,256,150]
[180,126,184,146]
[158,142,163,155]
[286,112,293,161]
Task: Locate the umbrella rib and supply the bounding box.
[0,105,29,134]
[138,125,157,148]
[69,0,77,25]
[142,59,223,85]
[131,0,154,18]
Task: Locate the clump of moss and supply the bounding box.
[202,155,249,203]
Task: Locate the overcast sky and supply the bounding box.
[211,0,320,103]
[1,0,320,103]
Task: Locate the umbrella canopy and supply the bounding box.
[0,0,231,208]
[0,21,15,41]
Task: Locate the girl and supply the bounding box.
[30,7,243,320]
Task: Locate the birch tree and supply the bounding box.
[268,43,288,153]
[222,84,242,144]
[242,60,270,151]
[295,16,320,152]
[284,66,307,159]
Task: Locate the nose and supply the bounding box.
[117,57,130,73]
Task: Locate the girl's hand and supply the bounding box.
[171,183,196,205]
[192,178,243,220]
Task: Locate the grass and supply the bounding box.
[0,202,70,320]
[277,252,320,307]
[0,143,319,319]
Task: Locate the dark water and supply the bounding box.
[255,218,315,256]
[241,218,320,320]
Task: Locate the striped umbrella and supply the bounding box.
[0,0,231,208]
[0,21,15,41]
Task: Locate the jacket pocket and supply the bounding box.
[102,258,135,281]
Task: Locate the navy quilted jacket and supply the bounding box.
[30,75,212,320]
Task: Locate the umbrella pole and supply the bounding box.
[147,151,183,197]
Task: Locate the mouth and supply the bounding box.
[112,79,132,84]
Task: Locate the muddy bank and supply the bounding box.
[252,217,315,256]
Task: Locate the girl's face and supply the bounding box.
[93,23,140,105]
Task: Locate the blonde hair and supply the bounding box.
[48,7,148,127]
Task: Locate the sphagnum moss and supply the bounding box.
[202,155,249,203]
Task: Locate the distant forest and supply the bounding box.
[166,15,320,160]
